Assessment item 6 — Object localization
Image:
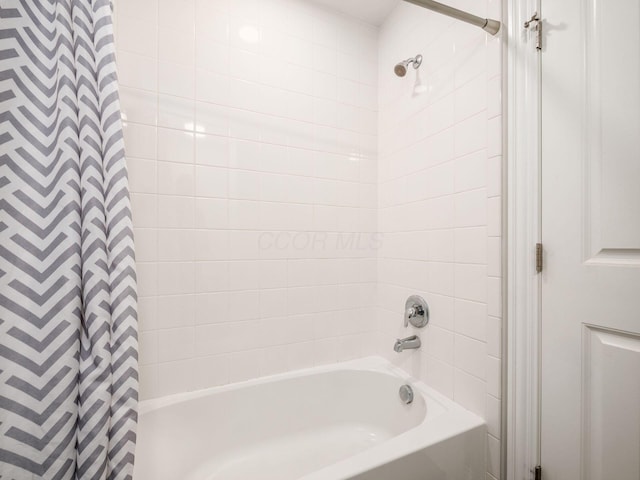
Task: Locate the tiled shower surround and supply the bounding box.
[114,0,380,399]
[377,2,503,479]
[115,0,502,477]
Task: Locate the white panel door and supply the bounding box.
[541,0,640,478]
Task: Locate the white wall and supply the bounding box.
[376,1,503,478]
[113,0,379,400]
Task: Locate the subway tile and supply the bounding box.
[120,87,157,126]
[157,161,194,195]
[158,26,195,67]
[424,356,454,399]
[196,134,229,167]
[158,0,194,31]
[157,229,195,262]
[487,196,502,237]
[195,292,229,324]
[117,51,158,91]
[138,365,160,400]
[487,433,501,479]
[455,43,486,88]
[229,231,262,260]
[117,0,158,25]
[228,200,261,230]
[488,276,502,318]
[158,327,195,362]
[195,7,228,46]
[159,61,195,98]
[455,227,488,265]
[486,393,501,439]
[426,293,455,331]
[228,170,261,201]
[133,228,157,263]
[487,155,502,198]
[158,359,196,396]
[488,237,502,277]
[123,123,156,159]
[138,330,158,365]
[196,42,229,75]
[195,166,228,198]
[287,342,316,371]
[260,345,290,376]
[137,296,158,332]
[259,288,288,319]
[257,260,288,289]
[228,261,260,291]
[195,262,229,294]
[156,295,196,329]
[158,96,195,132]
[455,264,487,303]
[195,69,231,105]
[454,369,486,417]
[130,193,157,228]
[196,102,230,137]
[157,196,195,228]
[158,129,195,165]
[455,74,487,122]
[455,149,487,192]
[455,189,487,227]
[157,262,195,295]
[195,198,228,229]
[487,316,502,359]
[193,354,230,389]
[455,299,488,342]
[454,112,486,158]
[136,263,158,297]
[454,333,486,379]
[229,350,261,383]
[127,157,157,194]
[426,326,454,364]
[486,355,502,398]
[487,115,502,158]
[487,75,502,119]
[194,230,229,261]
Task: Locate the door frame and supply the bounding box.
[506,0,542,478]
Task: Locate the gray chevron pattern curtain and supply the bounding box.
[0,0,138,479]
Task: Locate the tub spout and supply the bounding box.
[394,335,421,353]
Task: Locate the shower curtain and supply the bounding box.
[0,0,138,479]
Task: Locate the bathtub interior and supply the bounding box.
[134,368,436,480]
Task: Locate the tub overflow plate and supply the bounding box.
[399,384,414,404]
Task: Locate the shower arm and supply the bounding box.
[402,0,501,35]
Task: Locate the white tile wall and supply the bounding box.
[114,0,379,400]
[116,0,503,476]
[377,1,503,478]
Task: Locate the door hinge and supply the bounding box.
[534,465,542,480]
[536,243,543,273]
[524,12,542,50]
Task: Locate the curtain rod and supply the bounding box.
[402,0,501,35]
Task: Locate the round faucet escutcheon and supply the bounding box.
[404,295,429,328]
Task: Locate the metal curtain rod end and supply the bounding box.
[483,18,501,35]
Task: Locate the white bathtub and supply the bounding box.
[134,357,485,480]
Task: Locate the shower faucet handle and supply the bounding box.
[404,295,429,328]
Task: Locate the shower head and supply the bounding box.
[394,62,409,77]
[394,54,423,77]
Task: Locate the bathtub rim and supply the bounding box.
[136,355,486,480]
[139,356,446,415]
